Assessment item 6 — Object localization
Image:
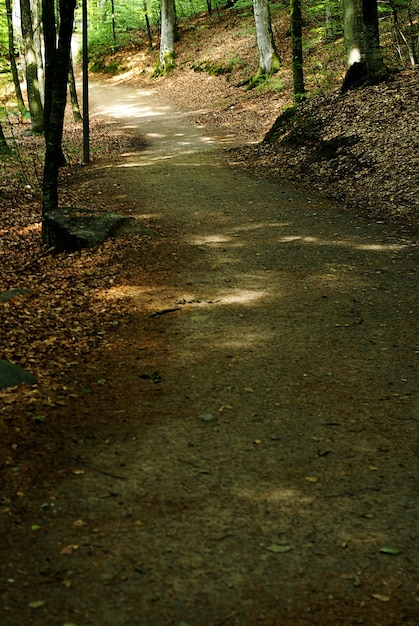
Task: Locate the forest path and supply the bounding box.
[7,79,419,625]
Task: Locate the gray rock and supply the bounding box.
[0,360,37,388]
[199,413,217,422]
[0,288,32,302]
[42,207,151,252]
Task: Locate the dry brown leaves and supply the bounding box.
[0,114,148,427]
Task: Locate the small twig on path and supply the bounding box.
[214,611,237,626]
[150,307,181,318]
[66,455,127,480]
[177,458,211,474]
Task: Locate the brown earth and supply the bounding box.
[1,15,419,626]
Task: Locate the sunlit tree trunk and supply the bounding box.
[5,0,26,113]
[253,0,281,75]
[343,0,364,68]
[154,0,176,75]
[290,0,305,103]
[31,0,45,104]
[342,0,387,90]
[20,0,44,133]
[68,55,83,122]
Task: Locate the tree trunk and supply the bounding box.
[5,0,26,113]
[253,0,281,75]
[154,0,176,75]
[0,123,11,153]
[20,0,44,133]
[290,0,305,103]
[343,0,364,68]
[362,0,388,81]
[143,0,153,50]
[68,55,83,122]
[31,0,45,104]
[42,0,76,223]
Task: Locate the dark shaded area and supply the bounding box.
[0,359,37,388]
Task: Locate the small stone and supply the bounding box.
[199,413,216,422]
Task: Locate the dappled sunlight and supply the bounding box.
[234,485,313,505]
[192,234,233,245]
[15,223,42,236]
[214,288,267,306]
[91,100,170,121]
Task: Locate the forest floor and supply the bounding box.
[1,11,419,626]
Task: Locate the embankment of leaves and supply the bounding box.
[0,115,149,492]
[229,69,419,229]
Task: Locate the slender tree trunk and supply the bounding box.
[31,0,45,104]
[5,0,26,113]
[20,0,44,133]
[42,0,76,220]
[68,55,83,122]
[110,0,116,44]
[0,123,11,153]
[290,0,305,103]
[143,0,153,50]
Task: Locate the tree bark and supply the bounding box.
[253,0,281,75]
[143,0,153,50]
[31,0,45,104]
[362,0,388,81]
[0,123,11,153]
[5,0,26,113]
[342,0,387,91]
[290,0,305,103]
[343,0,364,68]
[42,0,76,222]
[68,55,83,122]
[20,0,44,133]
[154,0,176,75]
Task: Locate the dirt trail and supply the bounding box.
[3,81,418,625]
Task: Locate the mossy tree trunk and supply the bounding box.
[153,0,176,75]
[290,0,305,104]
[251,0,281,84]
[19,0,44,133]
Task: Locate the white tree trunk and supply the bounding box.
[253,0,278,74]
[160,0,175,68]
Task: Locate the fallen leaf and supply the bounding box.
[266,544,292,553]
[371,593,390,602]
[60,544,80,555]
[28,600,47,608]
[379,547,402,555]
